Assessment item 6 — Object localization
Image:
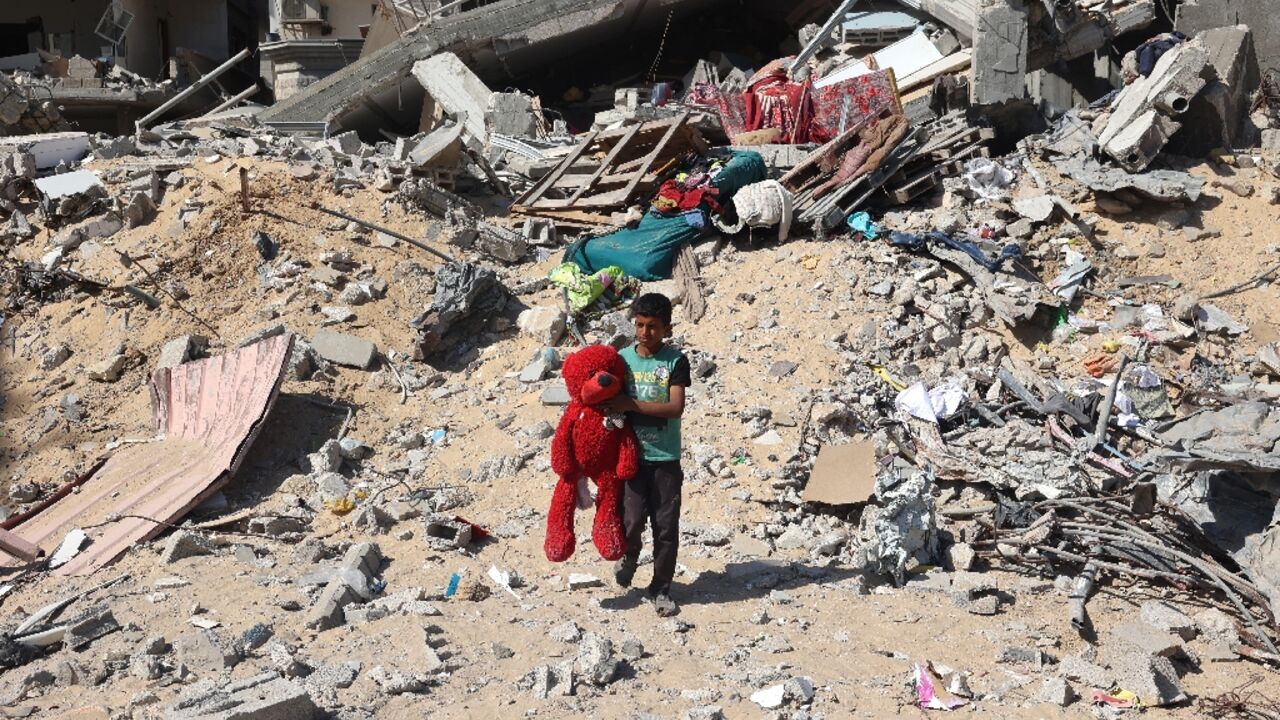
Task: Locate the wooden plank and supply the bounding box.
[568,122,641,203]
[619,111,690,207]
[515,129,599,206]
[0,528,40,563]
[673,243,706,323]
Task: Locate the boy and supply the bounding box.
[603,293,690,617]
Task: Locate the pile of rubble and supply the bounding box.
[1,0,1280,717]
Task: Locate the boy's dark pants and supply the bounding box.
[622,460,683,596]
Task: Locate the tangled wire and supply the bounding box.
[1252,68,1280,116]
[1198,677,1280,720]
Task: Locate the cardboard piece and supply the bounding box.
[803,439,878,505]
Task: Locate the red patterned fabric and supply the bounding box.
[690,60,899,145]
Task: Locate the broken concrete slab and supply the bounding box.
[1097,40,1212,172]
[1177,0,1279,72]
[1172,26,1260,155]
[62,605,121,651]
[0,132,91,171]
[167,672,316,720]
[1054,154,1204,202]
[311,330,377,369]
[1104,651,1188,706]
[412,53,493,144]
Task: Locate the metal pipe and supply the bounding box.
[136,47,252,132]
[308,202,458,264]
[202,82,260,118]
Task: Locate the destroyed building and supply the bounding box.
[2,0,1280,717]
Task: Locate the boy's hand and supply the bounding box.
[601,395,637,413]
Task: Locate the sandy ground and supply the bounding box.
[1,155,1279,718]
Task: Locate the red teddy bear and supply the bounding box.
[545,344,639,563]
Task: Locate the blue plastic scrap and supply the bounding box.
[847,211,881,238]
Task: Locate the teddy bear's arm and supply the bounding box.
[550,404,581,478]
[616,426,640,480]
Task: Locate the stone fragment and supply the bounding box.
[40,344,71,370]
[576,633,617,686]
[1038,676,1074,706]
[87,354,126,382]
[311,330,377,369]
[517,307,567,346]
[156,335,208,370]
[174,628,239,671]
[161,531,217,564]
[567,573,603,590]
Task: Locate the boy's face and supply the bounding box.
[633,314,670,352]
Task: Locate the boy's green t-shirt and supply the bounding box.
[620,344,691,462]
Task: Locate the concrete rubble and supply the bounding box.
[1,0,1280,717]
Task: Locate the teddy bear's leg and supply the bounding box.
[590,472,626,561]
[544,476,579,562]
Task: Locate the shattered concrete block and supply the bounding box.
[161,530,218,564]
[424,516,472,550]
[412,53,494,143]
[340,542,383,578]
[40,344,71,371]
[519,660,575,699]
[305,581,360,631]
[517,307,567,346]
[1139,601,1198,641]
[305,439,342,475]
[311,329,377,369]
[122,191,157,228]
[166,672,316,719]
[970,0,1029,106]
[87,354,127,383]
[327,131,363,156]
[350,504,391,535]
[369,665,427,694]
[475,221,528,263]
[156,335,208,371]
[313,471,350,503]
[487,91,542,138]
[576,633,618,686]
[1098,41,1212,172]
[1038,676,1075,707]
[174,629,240,671]
[63,605,121,651]
[540,383,571,406]
[1106,653,1187,707]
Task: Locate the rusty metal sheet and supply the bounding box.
[0,334,294,576]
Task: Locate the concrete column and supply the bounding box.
[971,0,1029,106]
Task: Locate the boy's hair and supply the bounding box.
[630,293,673,326]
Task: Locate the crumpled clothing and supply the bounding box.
[731,179,793,240]
[547,263,641,315]
[1128,32,1187,79]
[653,180,722,215]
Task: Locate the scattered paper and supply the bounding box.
[895,382,966,423]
